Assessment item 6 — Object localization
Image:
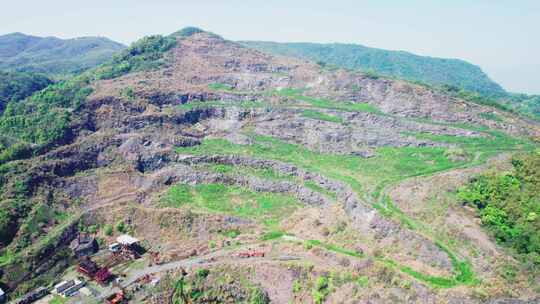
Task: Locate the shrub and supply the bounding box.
[171,27,222,39]
[292,280,302,293]
[312,276,331,304]
[115,221,126,233]
[103,224,113,236]
[249,288,270,304]
[87,225,98,234]
[120,87,135,101]
[356,275,369,287]
[224,229,240,238]
[171,27,205,37]
[363,69,380,79]
[196,268,210,279]
[444,147,469,162]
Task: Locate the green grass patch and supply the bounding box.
[435,241,476,285]
[175,134,478,194]
[177,135,464,191]
[208,82,234,92]
[209,163,234,174]
[205,163,294,182]
[301,109,343,123]
[273,88,383,114]
[373,195,419,230]
[394,257,474,288]
[162,184,194,207]
[479,112,503,122]
[380,258,455,288]
[162,183,301,226]
[412,131,531,153]
[0,248,15,266]
[260,230,286,241]
[374,239,477,288]
[177,100,265,111]
[49,295,68,304]
[174,131,532,288]
[304,180,337,200]
[306,239,363,258]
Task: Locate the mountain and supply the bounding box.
[0,32,126,76]
[240,41,507,97]
[0,29,538,303]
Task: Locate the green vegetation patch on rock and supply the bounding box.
[301,109,343,124]
[176,132,521,193]
[94,34,176,80]
[458,152,540,269]
[156,265,270,304]
[274,88,383,114]
[161,183,301,226]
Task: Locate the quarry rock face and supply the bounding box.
[1,32,539,303]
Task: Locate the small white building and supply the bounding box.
[116,234,139,246]
[63,280,85,297]
[54,280,74,294]
[54,279,85,297]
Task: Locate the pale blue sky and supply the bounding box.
[1,0,539,94]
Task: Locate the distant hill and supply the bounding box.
[240,41,506,97]
[0,32,126,76]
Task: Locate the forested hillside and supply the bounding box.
[0,32,126,76]
[240,41,506,97]
[0,71,52,113]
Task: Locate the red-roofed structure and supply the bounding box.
[94,268,112,284]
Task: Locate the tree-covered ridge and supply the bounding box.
[0,34,177,162]
[504,93,540,119]
[93,35,176,80]
[0,71,52,112]
[458,152,540,266]
[240,41,506,97]
[0,32,126,77]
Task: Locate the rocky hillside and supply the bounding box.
[240,40,506,97]
[0,32,126,76]
[0,29,539,303]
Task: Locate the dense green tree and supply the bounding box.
[458,152,540,264]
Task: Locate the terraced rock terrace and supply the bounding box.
[0,30,539,303]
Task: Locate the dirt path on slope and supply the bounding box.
[388,154,512,257]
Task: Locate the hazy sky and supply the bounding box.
[1,0,539,94]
